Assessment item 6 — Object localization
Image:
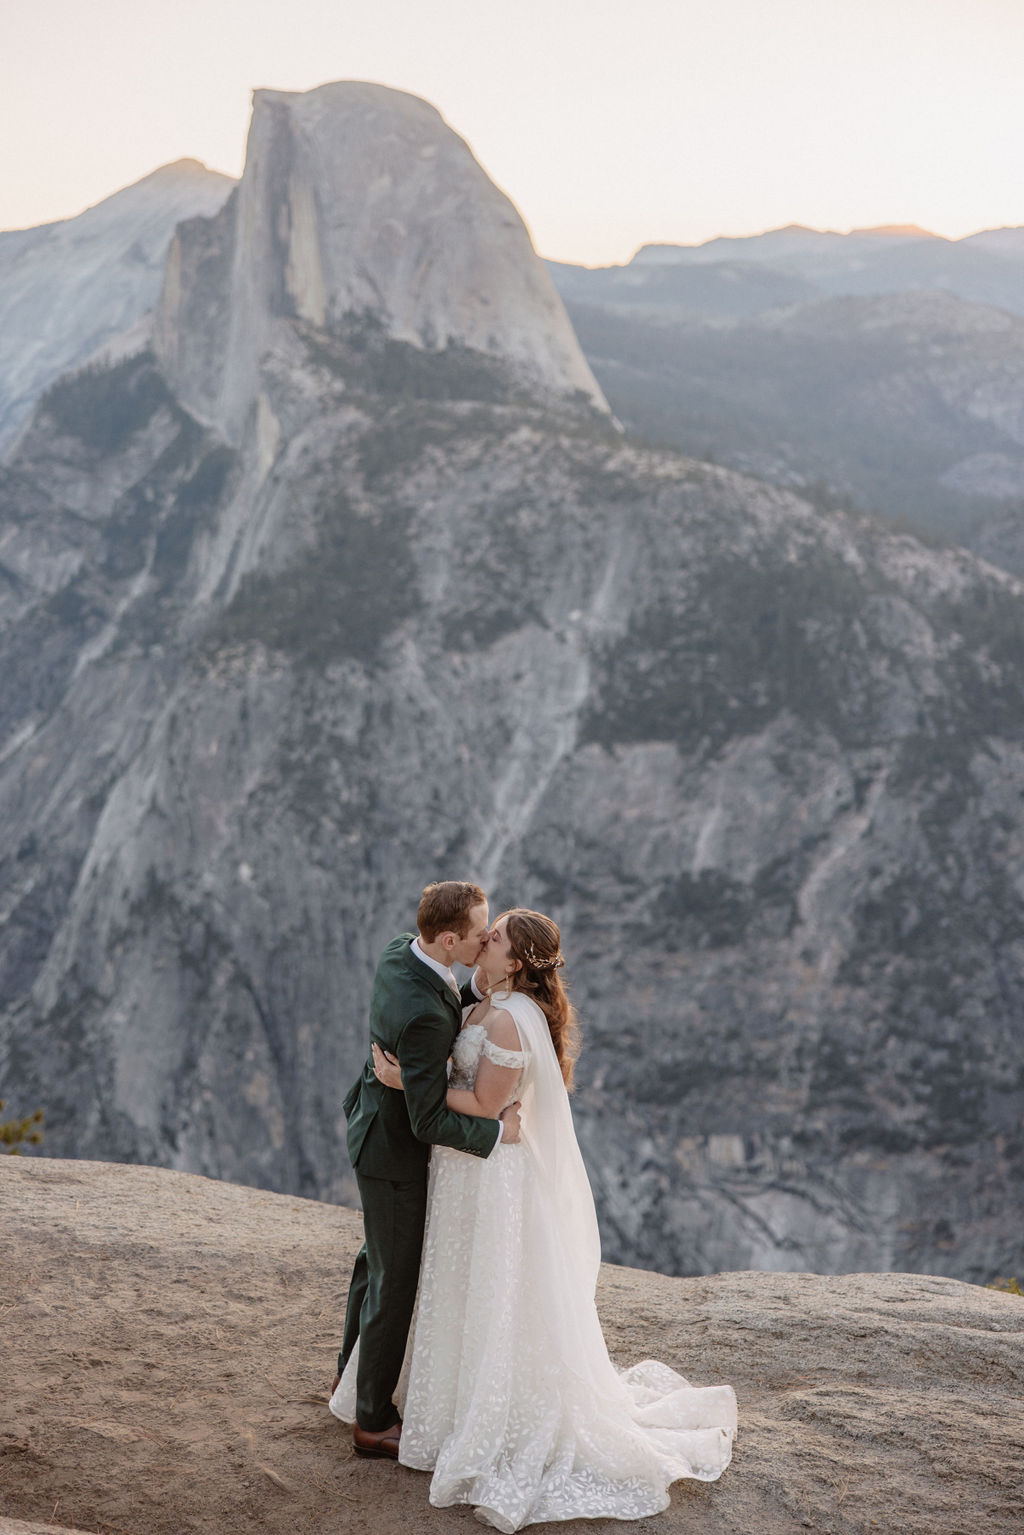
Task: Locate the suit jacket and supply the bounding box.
[343,933,500,1179]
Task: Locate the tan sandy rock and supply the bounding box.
[0,1522,100,1535]
[2,1157,1022,1535]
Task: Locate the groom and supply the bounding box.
[335,880,521,1458]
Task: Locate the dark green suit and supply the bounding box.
[339,933,500,1429]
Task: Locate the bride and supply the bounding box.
[330,908,736,1531]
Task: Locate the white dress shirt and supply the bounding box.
[410,935,460,993]
[409,937,502,1141]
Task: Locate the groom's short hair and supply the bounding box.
[418,881,487,943]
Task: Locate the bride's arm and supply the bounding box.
[446,1009,524,1118]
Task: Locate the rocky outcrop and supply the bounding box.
[4,357,1024,1281]
[152,82,607,441]
[3,1158,1023,1535]
[0,1522,94,1535]
[1,83,1024,1286]
[0,161,234,455]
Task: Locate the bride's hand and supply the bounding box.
[372,1041,404,1090]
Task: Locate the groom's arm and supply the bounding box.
[397,1012,500,1159]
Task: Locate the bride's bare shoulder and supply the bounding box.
[485,1007,523,1052]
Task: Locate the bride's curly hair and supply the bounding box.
[496,908,580,1090]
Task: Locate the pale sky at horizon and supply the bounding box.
[3,0,1024,267]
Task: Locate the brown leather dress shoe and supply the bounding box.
[352,1420,402,1459]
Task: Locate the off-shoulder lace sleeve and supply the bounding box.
[481,1036,528,1069]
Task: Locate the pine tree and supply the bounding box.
[0,1100,44,1154]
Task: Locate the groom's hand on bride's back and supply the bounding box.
[499,1102,522,1144]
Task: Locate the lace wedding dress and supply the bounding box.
[331,992,736,1531]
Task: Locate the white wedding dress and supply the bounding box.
[331,991,737,1531]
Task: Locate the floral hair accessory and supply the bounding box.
[522,940,565,972]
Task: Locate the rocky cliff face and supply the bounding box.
[0,161,235,455]
[558,287,1024,570]
[153,82,606,442]
[1,83,1023,1286]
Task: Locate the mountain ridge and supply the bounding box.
[2,81,1024,1286]
[5,352,1024,1280]
[0,160,235,455]
[628,219,1012,267]
[556,284,1024,570]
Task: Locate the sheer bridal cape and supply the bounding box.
[331,990,737,1530]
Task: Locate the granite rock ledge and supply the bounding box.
[3,1158,1022,1535]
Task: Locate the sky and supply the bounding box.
[2,0,1024,266]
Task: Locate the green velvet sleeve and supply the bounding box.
[397,1012,500,1159]
[459,976,483,1010]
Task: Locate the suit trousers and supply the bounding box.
[339,1167,428,1431]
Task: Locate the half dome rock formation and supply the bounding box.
[153,81,607,440]
[0,161,235,454]
[3,1158,1023,1535]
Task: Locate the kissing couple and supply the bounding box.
[329,880,737,1532]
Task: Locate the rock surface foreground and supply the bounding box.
[2,1158,1023,1535]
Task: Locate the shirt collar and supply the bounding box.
[410,936,459,994]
